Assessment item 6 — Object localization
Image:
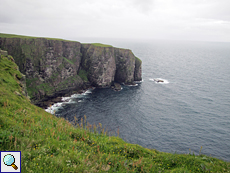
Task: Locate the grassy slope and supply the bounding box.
[90,43,113,48]
[0,33,75,42]
[0,54,230,173]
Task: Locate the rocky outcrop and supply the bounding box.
[154,79,164,83]
[111,82,122,91]
[114,48,135,84]
[0,34,142,107]
[81,44,116,87]
[81,44,141,87]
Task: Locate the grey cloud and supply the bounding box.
[0,0,229,42]
[127,0,155,14]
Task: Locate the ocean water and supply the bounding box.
[53,39,230,161]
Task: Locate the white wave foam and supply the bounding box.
[45,88,94,114]
[45,102,63,114]
[127,83,139,86]
[85,90,92,94]
[134,79,143,84]
[62,89,93,101]
[61,97,71,102]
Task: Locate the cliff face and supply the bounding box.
[81,44,116,87]
[114,48,135,84]
[134,56,142,81]
[0,36,83,106]
[81,44,140,86]
[0,34,142,107]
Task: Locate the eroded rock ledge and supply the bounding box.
[0,34,142,107]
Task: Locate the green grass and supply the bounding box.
[0,33,114,47]
[63,57,74,65]
[91,43,113,47]
[0,53,230,172]
[78,69,89,82]
[0,33,38,39]
[83,43,113,48]
[135,56,142,64]
[0,33,77,42]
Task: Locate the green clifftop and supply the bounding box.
[0,51,229,172]
[0,33,142,107]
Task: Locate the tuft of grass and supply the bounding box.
[0,53,230,172]
[135,56,142,65]
[78,69,88,82]
[91,43,113,47]
[0,33,77,42]
[83,43,113,48]
[63,57,74,65]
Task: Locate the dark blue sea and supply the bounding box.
[51,39,230,161]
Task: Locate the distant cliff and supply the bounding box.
[0,33,142,107]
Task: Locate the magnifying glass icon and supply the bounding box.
[3,154,18,170]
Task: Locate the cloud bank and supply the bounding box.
[0,0,230,42]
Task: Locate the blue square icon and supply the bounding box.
[1,151,21,173]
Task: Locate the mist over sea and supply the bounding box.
[54,39,230,161]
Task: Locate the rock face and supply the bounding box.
[0,34,142,107]
[0,37,83,106]
[114,48,135,84]
[134,56,142,81]
[81,44,116,87]
[81,44,140,87]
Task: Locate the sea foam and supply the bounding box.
[45,89,94,114]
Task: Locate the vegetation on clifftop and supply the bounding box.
[0,33,76,42]
[84,43,113,48]
[0,52,230,172]
[135,56,142,66]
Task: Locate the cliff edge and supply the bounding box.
[0,33,142,107]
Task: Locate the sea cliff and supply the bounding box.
[0,33,142,107]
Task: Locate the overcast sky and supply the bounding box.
[1,0,230,42]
